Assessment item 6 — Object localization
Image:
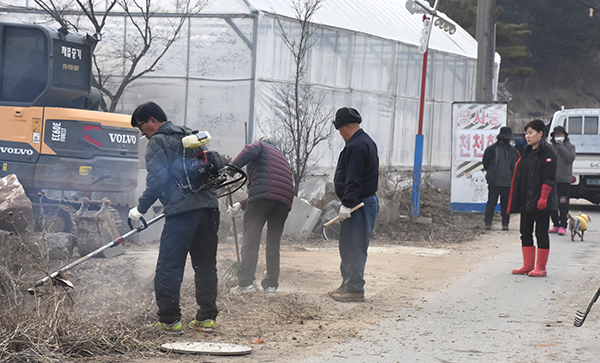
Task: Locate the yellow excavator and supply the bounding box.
[0,22,139,257]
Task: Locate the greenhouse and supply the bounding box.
[1,0,498,183]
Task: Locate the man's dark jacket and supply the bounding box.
[230,141,295,210]
[137,121,218,216]
[482,141,519,187]
[508,140,558,213]
[334,129,379,208]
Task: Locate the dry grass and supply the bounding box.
[0,300,160,362]
[0,183,485,362]
[0,223,162,363]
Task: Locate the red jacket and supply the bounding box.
[231,141,294,210]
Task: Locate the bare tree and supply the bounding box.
[28,0,207,112]
[270,0,334,195]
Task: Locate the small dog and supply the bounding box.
[567,212,592,242]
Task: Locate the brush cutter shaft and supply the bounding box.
[323,202,365,227]
[28,214,165,294]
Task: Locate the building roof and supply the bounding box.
[247,0,478,59]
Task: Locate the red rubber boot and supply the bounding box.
[512,246,536,275]
[528,248,549,277]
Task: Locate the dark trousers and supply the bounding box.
[484,185,511,226]
[237,199,290,289]
[338,195,379,294]
[155,208,220,324]
[551,182,571,229]
[519,210,551,249]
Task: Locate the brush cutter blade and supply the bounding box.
[53,272,74,289]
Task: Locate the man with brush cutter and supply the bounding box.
[129,102,220,334]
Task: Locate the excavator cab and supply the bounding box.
[0,22,138,257]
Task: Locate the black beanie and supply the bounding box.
[333,107,362,129]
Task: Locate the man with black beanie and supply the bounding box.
[482,126,519,230]
[327,107,379,302]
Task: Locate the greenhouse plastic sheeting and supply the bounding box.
[0,0,498,174]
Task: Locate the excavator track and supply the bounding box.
[33,196,125,258]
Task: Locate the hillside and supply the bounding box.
[504,57,600,130]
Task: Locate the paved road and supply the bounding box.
[303,203,600,363]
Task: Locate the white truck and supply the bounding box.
[547,108,600,204]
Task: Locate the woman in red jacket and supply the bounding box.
[507,119,558,277]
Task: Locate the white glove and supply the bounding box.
[339,205,352,221]
[128,207,143,220]
[227,202,242,217]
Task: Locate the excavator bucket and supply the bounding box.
[73,197,124,258]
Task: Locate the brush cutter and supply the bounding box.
[574,285,600,327]
[222,193,242,280]
[322,202,365,241]
[28,214,165,295]
[27,164,247,294]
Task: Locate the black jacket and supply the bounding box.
[508,140,558,214]
[334,129,379,208]
[482,141,518,187]
[230,141,295,210]
[137,121,218,216]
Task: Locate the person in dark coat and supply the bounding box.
[547,125,576,236]
[227,136,295,295]
[129,102,220,334]
[327,107,379,302]
[508,119,558,278]
[482,126,519,230]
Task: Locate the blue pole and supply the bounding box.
[411,43,429,217]
[411,134,424,216]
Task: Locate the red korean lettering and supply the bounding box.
[459,134,471,157]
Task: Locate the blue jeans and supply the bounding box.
[338,195,379,294]
[155,208,219,324]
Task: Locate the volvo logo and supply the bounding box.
[0,147,34,156]
[108,133,137,144]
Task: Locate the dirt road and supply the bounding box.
[106,203,600,362]
[303,203,600,363]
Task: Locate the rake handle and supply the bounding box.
[323,202,365,227]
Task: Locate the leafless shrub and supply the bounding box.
[272,294,318,324]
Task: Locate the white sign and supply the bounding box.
[450,103,508,212]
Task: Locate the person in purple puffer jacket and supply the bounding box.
[227,136,295,295]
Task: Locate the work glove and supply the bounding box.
[227,202,242,217]
[128,207,143,220]
[339,205,352,221]
[537,184,552,210]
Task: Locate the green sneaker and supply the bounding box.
[146,320,184,334]
[189,319,216,332]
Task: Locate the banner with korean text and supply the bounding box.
[450,102,508,212]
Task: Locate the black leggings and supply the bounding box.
[520,210,551,249]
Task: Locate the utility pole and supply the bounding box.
[475,0,496,101]
[406,0,455,216]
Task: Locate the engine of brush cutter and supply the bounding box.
[180,131,236,193]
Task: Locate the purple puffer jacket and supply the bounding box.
[230,141,294,210]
